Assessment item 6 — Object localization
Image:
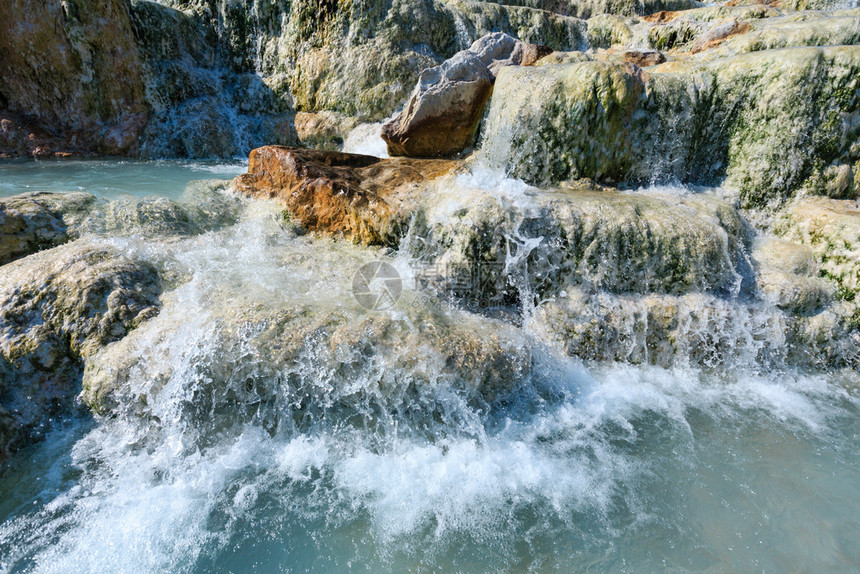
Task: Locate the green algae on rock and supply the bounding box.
[532,285,859,369]
[0,192,97,265]
[480,46,860,208]
[0,243,162,457]
[774,197,860,310]
[399,176,755,310]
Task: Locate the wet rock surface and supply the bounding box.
[382,33,552,158]
[233,150,860,370]
[0,0,591,158]
[2,0,857,162]
[0,192,97,265]
[481,46,860,207]
[295,112,359,150]
[3,0,860,469]
[752,238,834,313]
[2,160,859,463]
[405,182,754,302]
[0,182,245,459]
[81,288,533,434]
[0,243,162,459]
[233,146,458,244]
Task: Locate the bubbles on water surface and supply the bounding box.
[0,166,859,573]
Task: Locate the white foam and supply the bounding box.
[343,123,389,158]
[2,166,859,572]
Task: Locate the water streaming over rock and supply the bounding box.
[0,162,858,573]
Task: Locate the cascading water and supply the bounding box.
[0,157,858,573]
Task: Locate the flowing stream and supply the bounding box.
[0,161,858,573]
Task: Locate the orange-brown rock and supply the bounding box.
[643,10,680,23]
[234,147,459,245]
[622,50,667,67]
[689,19,752,53]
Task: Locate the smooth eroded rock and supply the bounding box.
[0,192,97,265]
[233,146,459,244]
[480,46,860,207]
[295,111,359,150]
[381,50,494,158]
[533,286,859,369]
[0,243,161,459]
[752,238,834,313]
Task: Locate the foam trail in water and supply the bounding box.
[1,171,859,573]
[2,360,856,573]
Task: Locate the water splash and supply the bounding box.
[1,165,859,573]
[342,123,389,158]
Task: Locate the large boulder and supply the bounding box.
[381,51,494,157]
[233,146,459,244]
[382,32,554,158]
[0,244,162,460]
